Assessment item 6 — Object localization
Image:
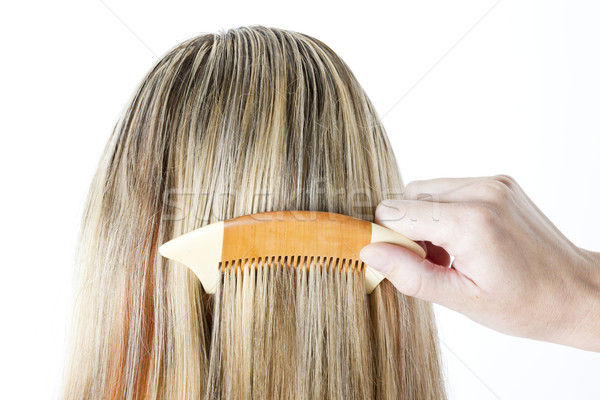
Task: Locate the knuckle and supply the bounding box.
[494,174,517,189]
[495,174,517,187]
[479,179,510,204]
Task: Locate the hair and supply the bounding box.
[61,25,446,399]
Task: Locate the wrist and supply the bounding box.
[590,250,600,269]
[562,247,600,352]
[581,249,600,296]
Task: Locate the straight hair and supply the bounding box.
[61,25,446,399]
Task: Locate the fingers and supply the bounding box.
[360,242,465,308]
[403,176,489,200]
[375,199,467,256]
[376,175,520,257]
[404,174,519,204]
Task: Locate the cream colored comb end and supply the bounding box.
[366,223,426,292]
[158,221,224,293]
[158,211,426,294]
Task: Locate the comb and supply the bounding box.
[158,210,425,294]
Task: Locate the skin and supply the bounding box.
[360,175,600,352]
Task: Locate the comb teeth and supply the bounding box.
[219,256,366,274]
[159,211,425,293]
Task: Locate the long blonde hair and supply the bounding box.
[61,25,446,399]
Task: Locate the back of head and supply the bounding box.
[62,25,446,399]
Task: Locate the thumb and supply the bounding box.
[360,242,465,308]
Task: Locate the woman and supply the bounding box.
[61,25,446,399]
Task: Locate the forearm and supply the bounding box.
[563,248,600,352]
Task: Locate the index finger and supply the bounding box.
[403,175,515,201]
[375,199,469,257]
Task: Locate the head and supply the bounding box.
[62,25,445,399]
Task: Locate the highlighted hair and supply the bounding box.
[61,25,446,399]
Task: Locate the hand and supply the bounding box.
[360,175,600,352]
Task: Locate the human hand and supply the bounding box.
[360,175,600,352]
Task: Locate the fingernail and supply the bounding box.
[359,246,391,274]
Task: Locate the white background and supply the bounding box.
[1,1,599,399]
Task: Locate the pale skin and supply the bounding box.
[360,175,600,352]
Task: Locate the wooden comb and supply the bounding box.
[158,210,425,294]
